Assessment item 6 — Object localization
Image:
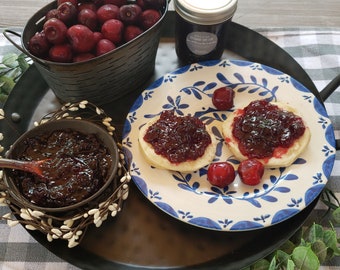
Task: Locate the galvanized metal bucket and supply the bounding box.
[4,0,168,104]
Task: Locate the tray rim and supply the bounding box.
[0,17,323,269]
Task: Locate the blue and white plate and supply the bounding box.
[122,59,336,231]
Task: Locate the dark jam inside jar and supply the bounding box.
[175,13,229,65]
[11,129,112,208]
[143,110,212,163]
[232,100,306,159]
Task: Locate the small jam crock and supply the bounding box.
[3,119,119,213]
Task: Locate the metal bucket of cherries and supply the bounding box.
[3,0,168,104]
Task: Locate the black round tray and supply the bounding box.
[1,13,330,269]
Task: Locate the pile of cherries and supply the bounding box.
[28,0,164,63]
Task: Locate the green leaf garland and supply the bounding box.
[0,52,30,104]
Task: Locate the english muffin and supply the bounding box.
[139,110,216,172]
[222,99,311,168]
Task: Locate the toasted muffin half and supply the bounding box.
[222,100,311,168]
[139,112,217,172]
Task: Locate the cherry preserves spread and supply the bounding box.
[143,110,212,163]
[11,129,112,208]
[231,100,306,159]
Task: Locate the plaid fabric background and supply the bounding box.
[1,28,340,269]
[259,28,340,270]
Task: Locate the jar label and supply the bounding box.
[186,32,218,56]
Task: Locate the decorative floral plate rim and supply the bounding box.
[122,59,336,231]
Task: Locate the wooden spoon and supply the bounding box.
[0,158,47,178]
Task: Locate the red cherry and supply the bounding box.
[96,39,116,56]
[45,9,59,21]
[140,9,161,29]
[212,86,235,110]
[119,4,142,25]
[123,25,143,42]
[67,24,95,53]
[238,159,264,186]
[78,3,97,12]
[49,43,73,62]
[101,19,123,44]
[207,162,235,188]
[43,18,68,44]
[138,0,165,10]
[78,8,98,31]
[57,1,78,25]
[96,4,120,24]
[93,31,103,44]
[28,31,51,57]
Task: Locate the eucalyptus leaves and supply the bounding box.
[0,52,30,103]
[245,188,340,270]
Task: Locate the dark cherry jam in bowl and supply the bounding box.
[232,99,306,159]
[3,119,119,213]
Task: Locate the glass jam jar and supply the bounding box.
[174,0,238,65]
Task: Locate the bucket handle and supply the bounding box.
[3,29,49,68]
[2,29,27,54]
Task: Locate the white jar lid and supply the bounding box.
[174,0,238,25]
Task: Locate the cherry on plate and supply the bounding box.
[238,159,264,186]
[212,86,235,110]
[207,162,235,188]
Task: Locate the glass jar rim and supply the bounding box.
[174,0,238,25]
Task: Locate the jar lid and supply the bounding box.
[174,0,238,25]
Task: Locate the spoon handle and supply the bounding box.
[0,158,43,176]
